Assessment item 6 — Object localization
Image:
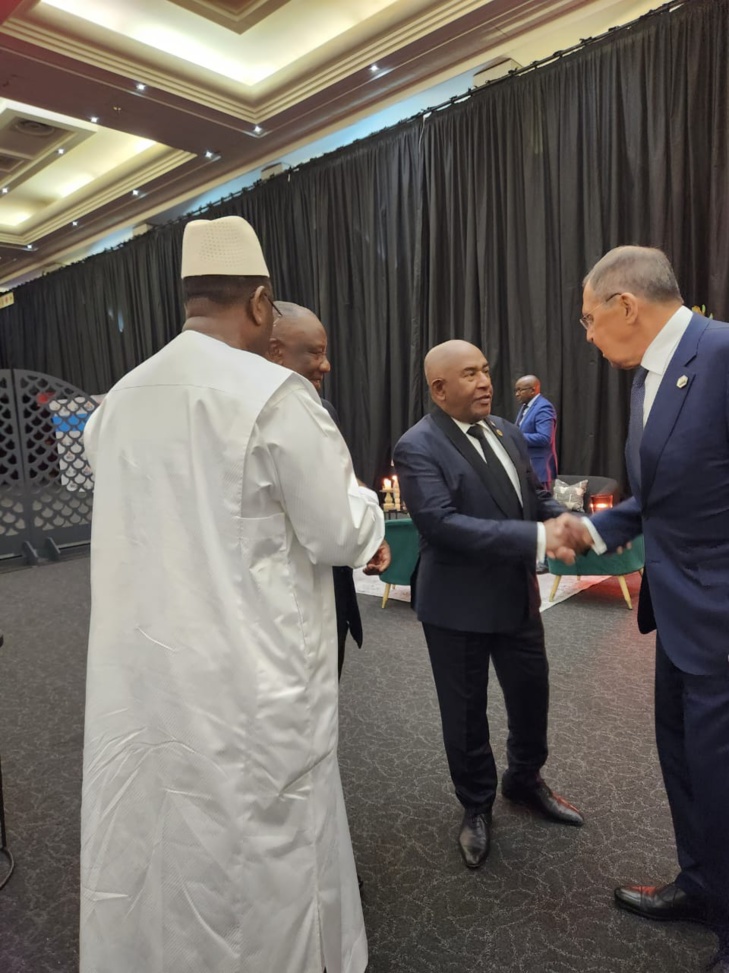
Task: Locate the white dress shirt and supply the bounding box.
[641,305,693,423]
[451,416,546,561]
[584,304,694,555]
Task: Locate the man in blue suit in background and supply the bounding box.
[394,340,583,871]
[577,246,729,973]
[514,375,558,490]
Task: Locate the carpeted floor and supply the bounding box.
[0,556,717,972]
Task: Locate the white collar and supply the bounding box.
[641,305,694,376]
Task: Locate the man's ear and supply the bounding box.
[249,284,269,328]
[430,378,445,404]
[620,292,640,324]
[268,337,283,364]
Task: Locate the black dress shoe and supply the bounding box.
[501,778,584,826]
[458,810,491,869]
[614,883,708,924]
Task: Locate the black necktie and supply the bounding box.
[626,366,647,497]
[517,405,527,426]
[467,423,522,513]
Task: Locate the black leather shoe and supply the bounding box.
[501,778,584,826]
[614,883,708,925]
[458,810,491,869]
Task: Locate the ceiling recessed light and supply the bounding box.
[1,188,7,194]
[132,189,140,196]
[26,244,33,250]
[253,125,263,134]
[136,83,146,92]
[370,64,379,72]
[90,116,99,124]
[72,220,79,226]
[57,148,65,155]
[205,150,214,159]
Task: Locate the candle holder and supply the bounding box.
[589,493,614,513]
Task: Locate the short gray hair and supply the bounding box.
[584,246,682,304]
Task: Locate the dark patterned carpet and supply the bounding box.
[0,556,717,972]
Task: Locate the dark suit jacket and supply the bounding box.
[321,398,363,649]
[516,394,558,486]
[592,312,729,675]
[393,408,565,634]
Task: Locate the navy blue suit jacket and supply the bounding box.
[516,394,558,486]
[592,313,729,675]
[393,408,565,634]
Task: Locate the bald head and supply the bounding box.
[269,302,331,393]
[514,374,540,405]
[425,340,493,423]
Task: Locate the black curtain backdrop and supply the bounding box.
[1,0,728,488]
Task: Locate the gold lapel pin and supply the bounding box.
[677,375,688,389]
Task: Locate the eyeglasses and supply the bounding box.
[264,293,283,320]
[580,293,620,331]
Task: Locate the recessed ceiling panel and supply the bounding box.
[40,0,402,85]
[166,0,289,34]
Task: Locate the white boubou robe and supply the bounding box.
[80,330,384,973]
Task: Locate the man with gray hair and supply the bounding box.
[575,245,729,973]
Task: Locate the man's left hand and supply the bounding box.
[363,540,391,575]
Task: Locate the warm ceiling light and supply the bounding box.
[90,116,99,124]
[370,64,379,72]
[136,83,146,92]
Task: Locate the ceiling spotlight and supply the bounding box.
[370,64,379,72]
[253,125,263,134]
[136,82,146,92]
[132,189,140,196]
[26,244,33,250]
[204,150,214,159]
[57,148,65,155]
[1,187,7,194]
[90,115,99,124]
[72,220,79,226]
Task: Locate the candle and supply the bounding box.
[383,477,392,490]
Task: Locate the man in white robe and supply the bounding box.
[80,216,385,973]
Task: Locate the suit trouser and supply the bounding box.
[422,615,549,814]
[655,638,729,950]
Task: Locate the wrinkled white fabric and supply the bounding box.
[80,331,383,973]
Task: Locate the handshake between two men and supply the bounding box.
[543,513,595,565]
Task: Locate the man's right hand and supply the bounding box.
[544,514,593,564]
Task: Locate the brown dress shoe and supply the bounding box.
[458,810,491,869]
[614,882,708,924]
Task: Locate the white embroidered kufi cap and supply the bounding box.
[180,215,270,278]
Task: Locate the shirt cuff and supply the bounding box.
[583,517,608,555]
[536,522,546,563]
